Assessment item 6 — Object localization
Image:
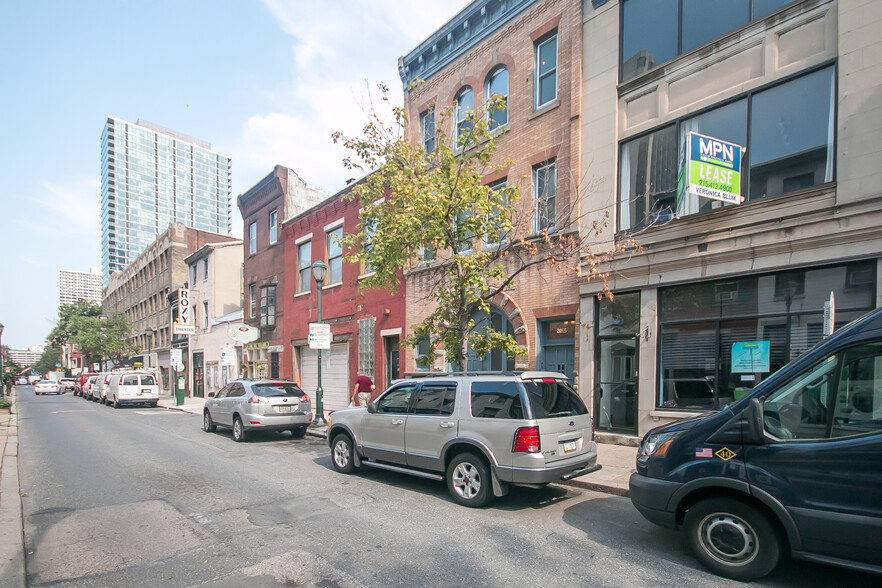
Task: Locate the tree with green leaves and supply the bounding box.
[35,344,61,377]
[334,84,639,371]
[49,301,137,369]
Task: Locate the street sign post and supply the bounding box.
[308,323,331,350]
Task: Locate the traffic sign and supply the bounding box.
[308,323,331,350]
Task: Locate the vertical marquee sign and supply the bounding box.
[679,131,745,206]
[173,288,196,335]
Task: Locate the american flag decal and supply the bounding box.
[695,448,713,458]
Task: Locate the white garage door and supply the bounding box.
[300,343,349,412]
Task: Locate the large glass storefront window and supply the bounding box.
[619,66,835,232]
[658,261,876,411]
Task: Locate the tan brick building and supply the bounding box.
[399,0,584,380]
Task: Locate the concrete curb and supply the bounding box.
[0,395,26,588]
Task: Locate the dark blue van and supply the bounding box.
[630,308,882,581]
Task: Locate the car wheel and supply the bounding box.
[684,497,781,582]
[331,434,357,474]
[447,453,493,508]
[113,397,120,409]
[150,402,158,408]
[290,425,307,439]
[203,410,217,432]
[232,416,246,442]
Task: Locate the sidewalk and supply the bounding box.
[0,391,26,588]
[157,398,638,495]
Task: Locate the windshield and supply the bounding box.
[252,383,305,397]
[523,379,588,419]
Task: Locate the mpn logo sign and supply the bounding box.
[686,132,743,204]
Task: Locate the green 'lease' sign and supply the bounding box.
[684,132,744,204]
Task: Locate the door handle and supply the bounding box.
[391,419,404,425]
[439,421,455,428]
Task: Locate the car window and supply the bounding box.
[523,379,589,419]
[471,381,524,419]
[376,384,417,414]
[763,354,836,440]
[832,344,882,438]
[228,383,246,397]
[413,383,457,416]
[252,383,305,397]
[216,383,233,399]
[123,375,138,386]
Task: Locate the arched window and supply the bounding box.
[454,86,474,146]
[468,305,516,372]
[485,66,508,130]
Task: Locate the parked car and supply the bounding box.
[106,371,159,408]
[630,307,882,581]
[75,372,98,396]
[34,380,62,395]
[202,380,312,442]
[83,375,99,401]
[59,378,76,393]
[90,373,114,403]
[327,371,600,508]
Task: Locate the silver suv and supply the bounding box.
[203,380,313,442]
[327,372,600,507]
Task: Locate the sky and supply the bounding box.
[0,0,471,350]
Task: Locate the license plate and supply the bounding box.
[277,406,292,413]
[563,441,577,453]
[141,389,151,394]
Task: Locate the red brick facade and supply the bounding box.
[401,0,583,376]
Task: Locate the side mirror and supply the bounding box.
[367,402,377,414]
[208,392,215,398]
[744,398,765,445]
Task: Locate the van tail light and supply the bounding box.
[513,427,540,453]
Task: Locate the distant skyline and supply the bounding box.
[0,0,471,349]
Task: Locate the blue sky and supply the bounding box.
[0,0,469,349]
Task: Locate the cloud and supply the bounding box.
[226,0,470,196]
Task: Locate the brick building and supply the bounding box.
[103,222,237,392]
[398,0,584,380]
[238,166,328,380]
[283,182,407,414]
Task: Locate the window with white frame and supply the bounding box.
[298,240,311,293]
[454,86,474,147]
[533,161,557,233]
[260,285,276,328]
[203,258,208,280]
[485,66,508,130]
[535,32,558,109]
[249,222,257,254]
[249,283,256,318]
[484,179,508,249]
[269,209,278,244]
[327,226,343,284]
[420,109,435,155]
[358,318,375,380]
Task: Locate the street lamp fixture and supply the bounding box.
[311,260,327,426]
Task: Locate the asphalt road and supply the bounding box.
[15,387,880,587]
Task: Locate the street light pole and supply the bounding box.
[0,322,5,397]
[311,260,327,426]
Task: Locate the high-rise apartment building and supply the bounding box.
[100,117,232,285]
[57,268,102,310]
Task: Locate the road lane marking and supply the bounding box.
[51,410,96,413]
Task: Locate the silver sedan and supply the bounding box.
[202,380,313,442]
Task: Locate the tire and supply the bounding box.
[331,434,356,474]
[203,410,217,432]
[290,425,307,439]
[232,416,246,442]
[150,402,158,408]
[447,452,493,508]
[113,397,119,409]
[684,497,782,582]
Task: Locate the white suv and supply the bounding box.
[327,372,600,507]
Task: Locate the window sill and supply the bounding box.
[294,291,311,298]
[358,271,377,281]
[322,282,342,290]
[528,99,560,121]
